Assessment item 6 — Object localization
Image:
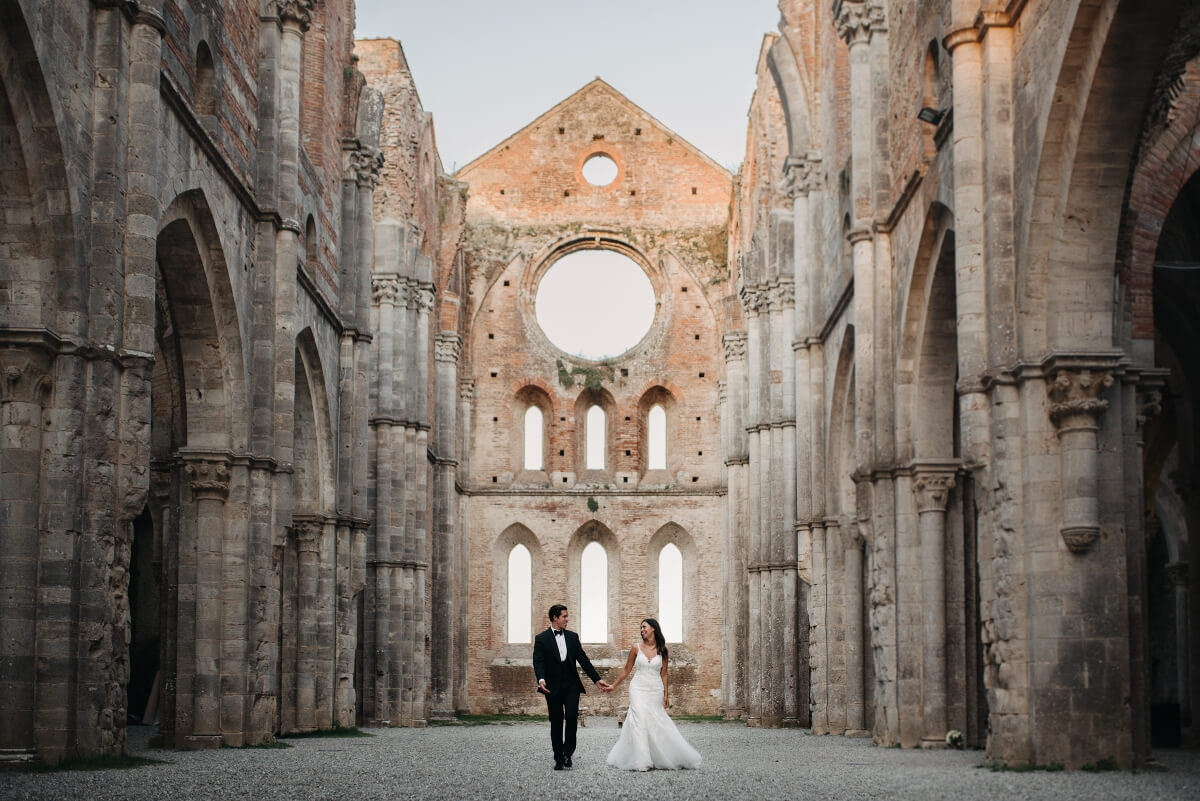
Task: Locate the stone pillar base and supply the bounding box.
[782,717,804,728]
[0,749,37,771]
[920,736,948,749]
[844,728,871,738]
[746,716,762,727]
[811,725,830,735]
[179,735,222,750]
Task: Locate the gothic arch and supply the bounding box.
[767,31,815,159]
[513,383,554,479]
[1021,0,1189,355]
[573,386,617,478]
[827,325,856,521]
[0,0,80,333]
[897,204,955,462]
[646,523,699,642]
[294,328,335,515]
[566,520,621,645]
[491,524,545,648]
[156,189,248,450]
[637,385,679,476]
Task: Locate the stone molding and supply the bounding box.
[1047,368,1114,429]
[723,331,748,361]
[435,333,462,364]
[834,0,870,46]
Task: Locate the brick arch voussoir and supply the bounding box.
[1124,73,1200,342]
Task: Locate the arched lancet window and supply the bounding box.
[524,406,544,470]
[658,543,683,642]
[507,544,532,644]
[585,405,605,470]
[580,541,607,642]
[648,404,666,470]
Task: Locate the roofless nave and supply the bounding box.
[0,0,1197,772]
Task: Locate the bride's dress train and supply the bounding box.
[606,649,703,771]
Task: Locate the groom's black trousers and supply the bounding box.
[544,688,581,762]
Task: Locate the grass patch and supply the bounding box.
[673,714,735,723]
[223,740,292,749]
[35,754,166,773]
[436,713,545,726]
[986,761,1065,772]
[277,725,373,739]
[1081,757,1119,772]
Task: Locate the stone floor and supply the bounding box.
[2,720,1198,800]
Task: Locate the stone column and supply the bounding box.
[430,332,462,719]
[913,464,957,746]
[1047,369,1113,553]
[1164,562,1190,727]
[293,518,321,731]
[844,524,868,737]
[182,457,231,748]
[0,353,53,766]
[722,332,749,719]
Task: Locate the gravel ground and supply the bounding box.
[3,720,1199,801]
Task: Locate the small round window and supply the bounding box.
[581,154,618,186]
[535,249,655,360]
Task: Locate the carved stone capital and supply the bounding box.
[782,154,822,197]
[416,285,436,313]
[741,286,765,315]
[1047,368,1114,428]
[0,356,53,404]
[914,470,956,513]
[274,0,314,31]
[865,0,887,35]
[768,280,795,311]
[1060,527,1099,553]
[349,146,384,187]
[723,331,747,361]
[846,523,867,551]
[372,276,401,306]
[1166,561,1189,588]
[293,518,322,551]
[835,0,870,46]
[435,333,462,364]
[459,379,475,402]
[184,459,230,500]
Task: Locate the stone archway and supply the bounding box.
[1144,167,1200,748]
[151,192,246,749]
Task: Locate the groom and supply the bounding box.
[533,604,610,770]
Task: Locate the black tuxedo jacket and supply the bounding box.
[533,627,600,696]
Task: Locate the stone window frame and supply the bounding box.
[573,387,616,482]
[646,523,698,646]
[637,385,679,482]
[513,384,554,484]
[567,521,621,647]
[491,524,544,653]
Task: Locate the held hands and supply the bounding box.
[597,680,613,693]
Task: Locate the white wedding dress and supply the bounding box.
[606,648,703,771]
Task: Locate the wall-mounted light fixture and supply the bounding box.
[918,106,946,125]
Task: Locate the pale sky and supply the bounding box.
[354,1,781,173]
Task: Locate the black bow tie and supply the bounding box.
[554,630,564,637]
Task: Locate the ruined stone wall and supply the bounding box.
[455,80,731,716]
[733,0,1198,771]
[0,0,383,765]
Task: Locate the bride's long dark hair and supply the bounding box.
[642,618,668,662]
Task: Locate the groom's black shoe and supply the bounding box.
[564,756,573,768]
[553,760,565,771]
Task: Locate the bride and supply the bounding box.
[602,618,703,771]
